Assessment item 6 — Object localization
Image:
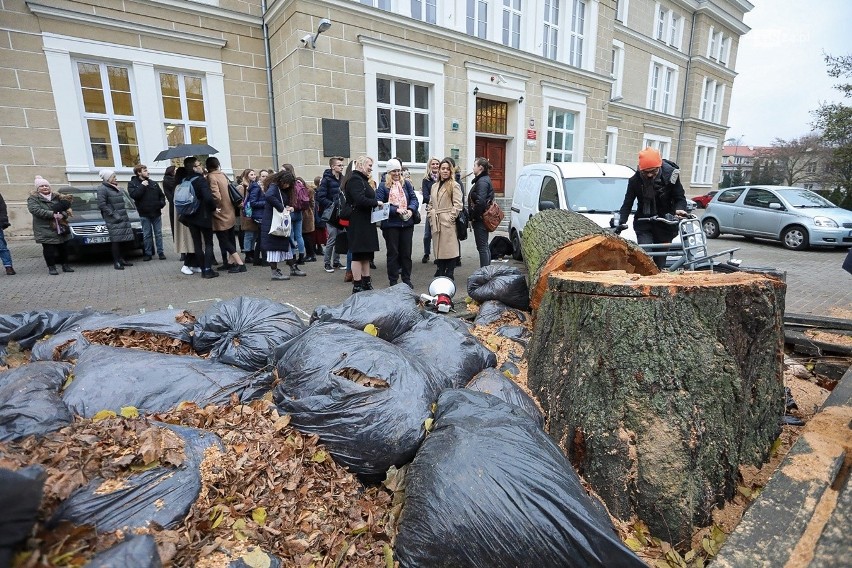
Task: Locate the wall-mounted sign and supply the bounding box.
[526,129,537,140]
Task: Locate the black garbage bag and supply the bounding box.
[488,235,515,259]
[395,390,645,568]
[51,424,223,532]
[392,312,496,388]
[466,368,544,428]
[473,300,528,326]
[62,346,272,417]
[0,309,100,365]
[86,535,162,568]
[0,466,46,568]
[467,265,530,310]
[31,309,193,362]
[0,361,73,441]
[310,284,421,342]
[273,323,448,482]
[192,297,305,371]
[496,324,531,349]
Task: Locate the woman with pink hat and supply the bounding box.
[26,175,75,275]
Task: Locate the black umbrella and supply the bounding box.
[154,143,218,162]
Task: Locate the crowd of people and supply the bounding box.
[4,155,500,293]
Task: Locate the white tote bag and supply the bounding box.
[268,189,292,237]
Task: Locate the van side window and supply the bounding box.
[539,177,560,209]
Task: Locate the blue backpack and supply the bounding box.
[174,176,200,217]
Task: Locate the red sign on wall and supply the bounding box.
[526,129,537,140]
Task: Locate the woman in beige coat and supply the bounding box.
[427,157,463,280]
[206,157,246,273]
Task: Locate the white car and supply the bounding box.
[508,162,636,259]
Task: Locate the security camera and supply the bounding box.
[300,34,313,48]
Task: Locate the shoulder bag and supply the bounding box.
[455,207,469,241]
[227,180,243,209]
[481,201,505,232]
[268,189,292,237]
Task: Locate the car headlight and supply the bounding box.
[130,221,142,229]
[813,216,838,228]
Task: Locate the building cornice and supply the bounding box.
[690,56,738,79]
[696,3,751,35]
[540,80,593,97]
[144,0,260,25]
[682,117,728,132]
[359,35,449,64]
[26,2,228,48]
[615,24,690,65]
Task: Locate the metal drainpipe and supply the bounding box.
[676,10,697,165]
[262,0,279,170]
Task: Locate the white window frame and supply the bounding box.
[611,40,625,99]
[654,3,682,50]
[410,0,437,23]
[362,39,447,174]
[467,0,489,39]
[615,0,629,24]
[711,82,724,123]
[605,126,618,164]
[707,27,730,65]
[692,135,718,186]
[643,133,671,160]
[568,0,586,68]
[655,5,668,42]
[375,77,431,165]
[543,0,560,60]
[158,71,209,150]
[541,84,587,163]
[502,0,523,49]
[545,107,578,162]
[647,56,678,114]
[42,33,229,180]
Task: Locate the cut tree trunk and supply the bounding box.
[527,270,787,544]
[520,209,658,310]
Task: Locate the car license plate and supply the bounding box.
[84,236,111,244]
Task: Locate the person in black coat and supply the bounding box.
[468,157,496,268]
[176,156,218,278]
[162,165,177,241]
[128,164,166,261]
[345,155,383,293]
[420,157,439,263]
[316,156,345,271]
[260,170,299,281]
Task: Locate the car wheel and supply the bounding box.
[781,226,809,250]
[702,218,720,239]
[511,230,523,261]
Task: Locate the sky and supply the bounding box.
[725,0,851,148]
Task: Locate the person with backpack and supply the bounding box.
[206,157,246,273]
[127,163,167,261]
[96,169,135,270]
[282,163,310,268]
[176,156,219,278]
[617,147,688,269]
[316,156,345,273]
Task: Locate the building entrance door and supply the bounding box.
[475,137,506,195]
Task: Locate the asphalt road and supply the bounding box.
[1,223,850,320]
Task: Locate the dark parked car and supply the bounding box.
[59,186,144,257]
[692,190,718,208]
[702,185,852,250]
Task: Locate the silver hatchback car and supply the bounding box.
[702,186,852,250]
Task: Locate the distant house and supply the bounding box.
[719,144,757,184]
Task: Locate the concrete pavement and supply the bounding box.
[1,225,850,319]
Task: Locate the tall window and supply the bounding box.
[707,27,731,66]
[376,78,430,165]
[655,4,682,49]
[615,0,629,23]
[543,0,560,60]
[647,59,677,114]
[76,62,139,168]
[568,0,586,68]
[411,0,437,23]
[546,108,575,162]
[361,0,391,9]
[692,136,718,185]
[502,0,522,49]
[611,41,625,99]
[700,78,725,123]
[467,0,488,38]
[159,72,208,149]
[605,127,618,164]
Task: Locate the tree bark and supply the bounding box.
[520,209,658,310]
[527,270,787,543]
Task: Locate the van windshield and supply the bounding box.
[563,177,632,213]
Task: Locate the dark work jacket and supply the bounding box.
[176,172,215,230]
[162,173,176,205]
[618,161,688,226]
[376,180,419,229]
[246,181,265,223]
[468,173,495,220]
[260,185,292,253]
[344,171,380,254]
[316,168,342,214]
[128,175,166,218]
[421,174,437,205]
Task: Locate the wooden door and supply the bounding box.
[475,137,506,195]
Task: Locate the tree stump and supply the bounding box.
[527,270,787,543]
[520,209,658,310]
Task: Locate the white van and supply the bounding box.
[508,162,637,258]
